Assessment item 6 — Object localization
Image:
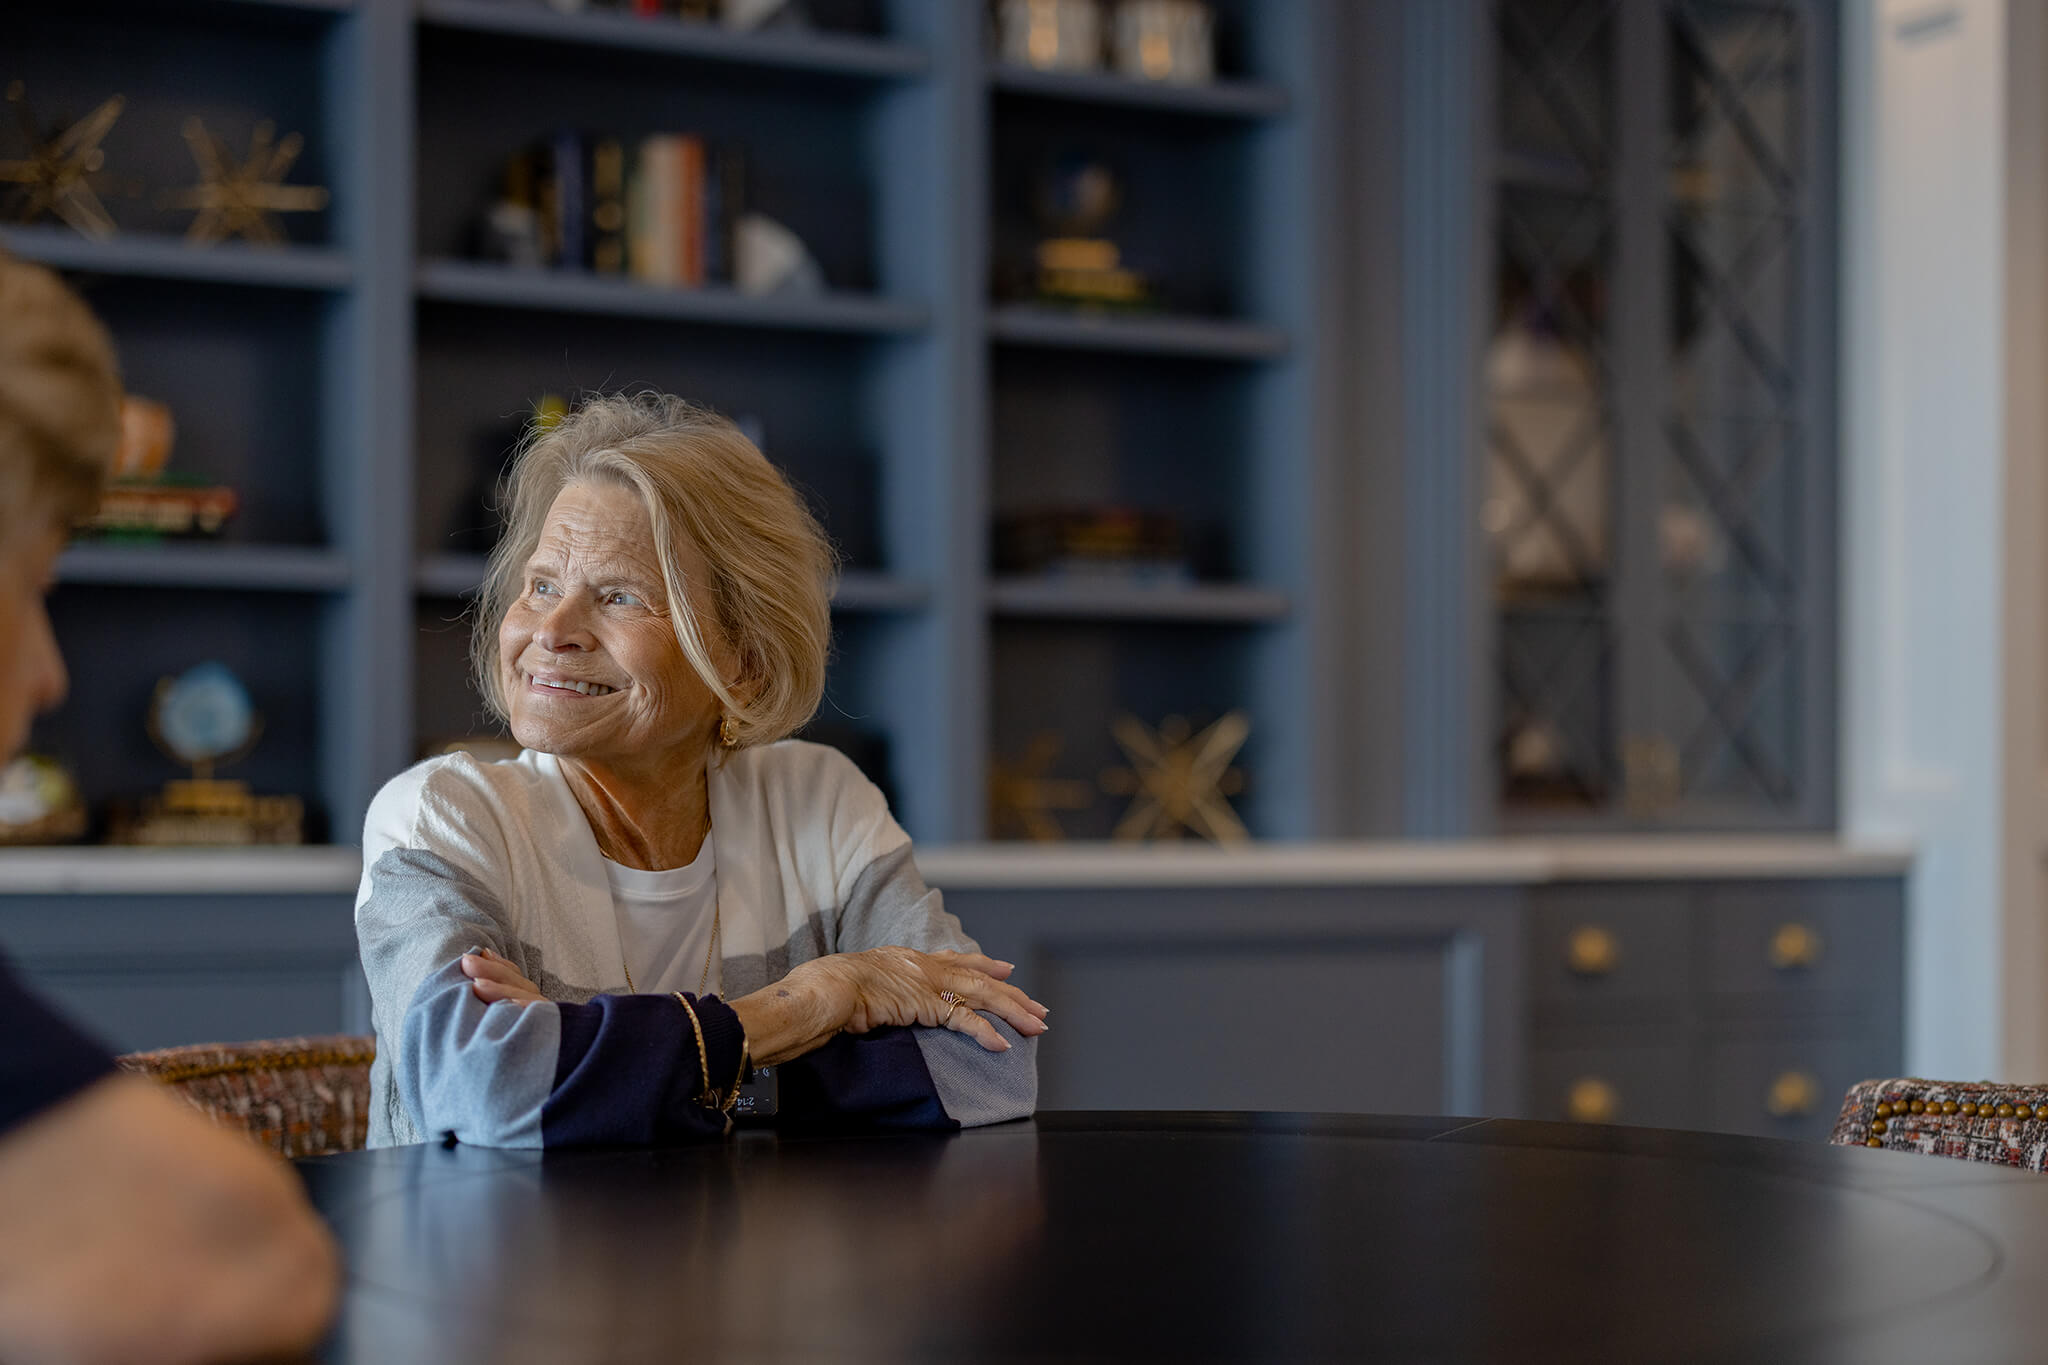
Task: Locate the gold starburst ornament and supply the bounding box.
[1101,711,1250,844]
[163,116,329,247]
[989,732,1094,842]
[0,82,125,239]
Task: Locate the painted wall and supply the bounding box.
[1839,0,2048,1077]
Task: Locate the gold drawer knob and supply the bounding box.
[1768,922,1825,971]
[1567,1076,1620,1124]
[1766,1070,1820,1118]
[1566,925,1620,976]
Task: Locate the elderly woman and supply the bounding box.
[0,251,336,1362]
[358,393,1044,1147]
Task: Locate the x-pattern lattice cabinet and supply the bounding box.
[1481,0,1836,832]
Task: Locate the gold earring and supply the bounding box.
[719,715,739,749]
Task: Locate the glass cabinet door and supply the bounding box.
[1487,0,1620,815]
[1486,0,1831,828]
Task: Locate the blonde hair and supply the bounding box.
[0,251,121,540]
[473,392,837,751]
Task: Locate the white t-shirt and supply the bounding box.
[604,835,722,997]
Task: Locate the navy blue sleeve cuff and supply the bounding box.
[775,1027,954,1133]
[0,956,114,1136]
[542,992,743,1147]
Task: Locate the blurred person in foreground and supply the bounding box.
[0,250,338,1364]
[359,392,1042,1147]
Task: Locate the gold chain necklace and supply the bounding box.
[621,896,720,997]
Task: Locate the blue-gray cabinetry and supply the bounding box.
[930,843,1906,1140]
[1524,879,1904,1142]
[0,843,1905,1143]
[0,851,366,1053]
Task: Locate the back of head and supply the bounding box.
[0,251,121,544]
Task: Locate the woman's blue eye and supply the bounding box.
[608,591,641,607]
[531,579,557,597]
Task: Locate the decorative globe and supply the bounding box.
[156,662,256,766]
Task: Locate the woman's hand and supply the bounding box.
[461,947,547,1008]
[835,948,1048,1051]
[733,948,1049,1067]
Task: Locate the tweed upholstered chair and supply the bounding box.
[116,1034,376,1160]
[1831,1078,2048,1171]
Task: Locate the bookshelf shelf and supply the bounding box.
[830,573,933,614]
[988,65,1291,119]
[416,0,929,80]
[57,543,351,593]
[220,0,355,11]
[413,554,488,600]
[0,228,352,292]
[988,579,1292,624]
[988,305,1289,360]
[416,554,928,615]
[415,260,928,336]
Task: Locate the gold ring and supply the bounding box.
[939,990,962,1025]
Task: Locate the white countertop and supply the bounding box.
[0,837,1913,897]
[915,837,1915,888]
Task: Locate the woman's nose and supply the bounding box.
[533,595,595,652]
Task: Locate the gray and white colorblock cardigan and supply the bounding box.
[355,742,1037,1148]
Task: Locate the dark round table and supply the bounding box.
[298,1112,2048,1363]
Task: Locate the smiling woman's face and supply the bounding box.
[498,480,727,773]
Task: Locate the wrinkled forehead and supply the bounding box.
[534,481,660,571]
[532,478,718,604]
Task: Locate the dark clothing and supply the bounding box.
[0,955,114,1135]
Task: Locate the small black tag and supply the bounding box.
[732,1065,778,1122]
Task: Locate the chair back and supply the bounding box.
[1833,1077,2048,1171]
[116,1034,375,1159]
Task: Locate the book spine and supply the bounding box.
[678,134,706,288]
[627,136,659,283]
[588,135,626,274]
[703,141,733,285]
[536,140,559,266]
[552,129,584,269]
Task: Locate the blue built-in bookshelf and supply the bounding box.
[7,0,1341,849]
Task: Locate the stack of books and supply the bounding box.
[480,132,744,287]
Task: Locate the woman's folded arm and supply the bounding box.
[398,958,740,1148]
[361,846,741,1148]
[819,843,1040,1129]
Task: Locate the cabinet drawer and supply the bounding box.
[1706,1034,1891,1143]
[1702,883,1902,1005]
[1531,887,1689,1016]
[1526,1042,1694,1131]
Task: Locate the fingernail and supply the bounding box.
[998,1039,1012,1051]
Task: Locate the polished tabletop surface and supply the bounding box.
[299,1112,2048,1363]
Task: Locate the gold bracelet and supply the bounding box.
[673,992,713,1107]
[676,992,749,1113]
[728,1027,752,1111]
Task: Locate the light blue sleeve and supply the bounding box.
[397,957,561,1149]
[358,846,564,1147]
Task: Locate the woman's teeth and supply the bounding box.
[532,676,614,697]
